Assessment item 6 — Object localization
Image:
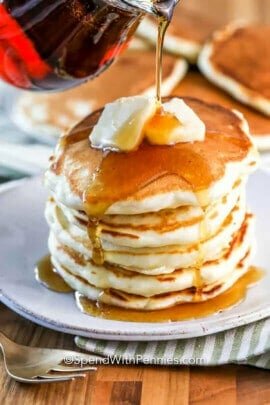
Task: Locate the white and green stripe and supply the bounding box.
[75,318,270,369]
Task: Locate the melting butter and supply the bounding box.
[89,96,206,153]
[89,96,157,152]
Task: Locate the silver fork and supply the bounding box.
[0,331,103,383]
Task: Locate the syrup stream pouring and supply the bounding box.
[123,1,180,101]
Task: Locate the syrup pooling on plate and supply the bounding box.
[75,267,264,322]
[45,101,258,314]
[35,255,73,293]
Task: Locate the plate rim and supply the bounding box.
[0,173,270,341]
[1,290,270,341]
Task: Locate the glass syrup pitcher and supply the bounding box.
[0,0,177,91]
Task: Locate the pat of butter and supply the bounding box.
[145,98,205,145]
[90,96,156,152]
[89,96,206,152]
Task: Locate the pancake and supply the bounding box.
[174,71,270,151]
[136,6,219,62]
[198,24,270,116]
[45,186,246,273]
[45,96,258,312]
[45,97,257,214]
[48,213,254,309]
[57,179,245,248]
[12,50,187,140]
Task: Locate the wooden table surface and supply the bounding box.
[0,304,269,405]
[1,1,270,404]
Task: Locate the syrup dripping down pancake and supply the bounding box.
[46,97,257,215]
[45,184,246,273]
[45,96,258,313]
[47,213,255,310]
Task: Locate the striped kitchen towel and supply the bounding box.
[75,317,270,369]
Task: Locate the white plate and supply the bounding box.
[0,173,270,341]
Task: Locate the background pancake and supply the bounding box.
[136,5,219,62]
[174,71,270,151]
[12,50,187,139]
[198,24,270,116]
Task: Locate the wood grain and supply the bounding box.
[0,304,270,405]
[189,367,237,405]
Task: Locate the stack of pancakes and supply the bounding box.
[45,97,258,311]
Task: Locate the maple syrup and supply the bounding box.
[144,106,182,144]
[35,255,73,293]
[0,0,180,91]
[60,97,251,215]
[156,17,170,102]
[87,218,104,265]
[80,2,175,266]
[38,2,261,322]
[193,212,208,301]
[75,267,264,322]
[0,0,142,90]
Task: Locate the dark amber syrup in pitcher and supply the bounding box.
[0,0,141,90]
